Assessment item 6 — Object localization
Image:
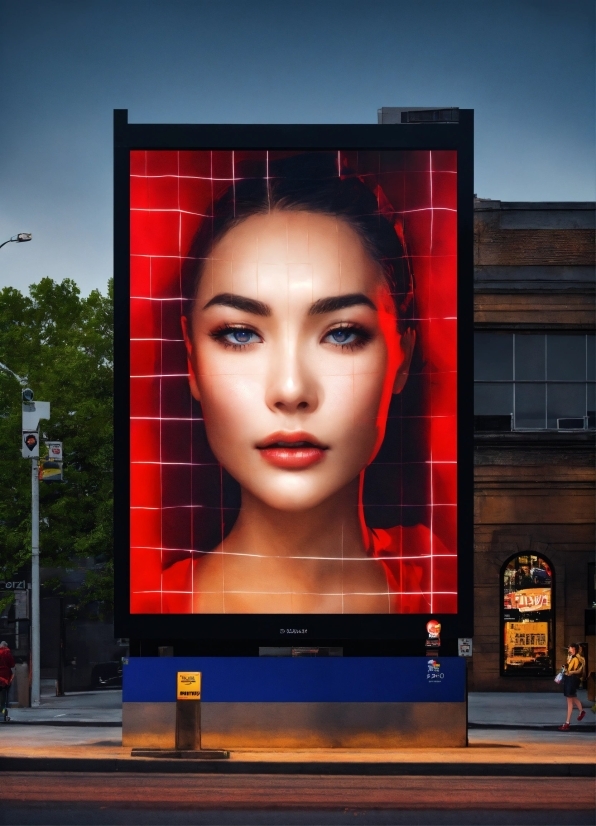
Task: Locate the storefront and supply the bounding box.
[502,553,554,677]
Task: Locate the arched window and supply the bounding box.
[501,553,555,677]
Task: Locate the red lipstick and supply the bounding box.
[257,431,328,470]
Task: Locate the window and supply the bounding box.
[501,553,554,677]
[475,333,595,430]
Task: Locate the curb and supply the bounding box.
[468,722,596,732]
[4,719,594,732]
[4,720,121,727]
[1,756,594,777]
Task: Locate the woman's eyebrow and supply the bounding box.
[308,293,376,315]
[202,293,271,316]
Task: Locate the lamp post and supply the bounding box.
[21,390,50,708]
[0,233,32,250]
[0,363,49,708]
[1,233,41,704]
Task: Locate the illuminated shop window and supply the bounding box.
[501,553,555,677]
[474,333,595,431]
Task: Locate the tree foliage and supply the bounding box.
[0,278,113,608]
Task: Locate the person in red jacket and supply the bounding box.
[0,641,15,718]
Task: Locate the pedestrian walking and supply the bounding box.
[558,643,585,730]
[0,640,15,721]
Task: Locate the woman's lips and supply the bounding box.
[257,432,328,470]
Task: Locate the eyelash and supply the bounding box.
[210,323,372,351]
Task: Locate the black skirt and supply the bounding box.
[563,675,580,697]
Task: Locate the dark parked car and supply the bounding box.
[90,661,122,689]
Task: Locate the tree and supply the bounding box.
[0,278,113,613]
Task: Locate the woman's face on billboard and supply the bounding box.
[183,210,413,513]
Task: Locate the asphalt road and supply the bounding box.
[0,773,594,826]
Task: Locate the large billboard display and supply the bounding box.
[114,113,474,644]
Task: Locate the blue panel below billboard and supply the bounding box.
[123,656,465,703]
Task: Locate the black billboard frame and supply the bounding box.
[114,109,474,653]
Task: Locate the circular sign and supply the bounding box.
[426,619,441,638]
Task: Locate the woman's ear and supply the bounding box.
[181,315,201,402]
[392,328,416,394]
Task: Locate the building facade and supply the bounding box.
[471,199,595,690]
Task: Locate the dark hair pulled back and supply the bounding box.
[182,152,414,331]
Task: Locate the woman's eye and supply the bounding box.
[212,327,261,347]
[227,328,256,344]
[328,328,356,345]
[323,326,370,349]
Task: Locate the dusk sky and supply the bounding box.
[0,0,594,295]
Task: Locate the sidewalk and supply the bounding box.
[0,688,593,776]
[7,688,122,726]
[468,690,596,729]
[7,688,595,730]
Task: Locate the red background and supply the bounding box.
[129,150,458,614]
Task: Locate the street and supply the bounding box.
[0,771,594,825]
[1,689,594,824]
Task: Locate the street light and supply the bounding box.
[0,361,27,386]
[0,233,32,250]
[0,362,49,708]
[21,388,50,708]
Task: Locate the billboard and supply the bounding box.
[114,113,474,644]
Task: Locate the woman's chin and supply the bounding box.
[240,478,356,514]
[248,491,336,513]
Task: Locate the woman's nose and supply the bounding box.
[265,344,319,414]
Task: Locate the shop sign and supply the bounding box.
[0,580,27,590]
[507,587,551,613]
[504,621,550,669]
[505,621,548,648]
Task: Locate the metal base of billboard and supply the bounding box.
[122,657,467,750]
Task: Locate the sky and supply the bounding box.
[0,0,594,295]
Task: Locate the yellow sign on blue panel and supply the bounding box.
[177,671,201,700]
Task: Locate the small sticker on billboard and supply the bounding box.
[426,659,444,682]
[426,620,441,638]
[425,619,441,650]
[177,671,201,700]
[458,638,473,657]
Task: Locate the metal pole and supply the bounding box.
[31,458,40,707]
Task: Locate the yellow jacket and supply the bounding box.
[565,654,583,676]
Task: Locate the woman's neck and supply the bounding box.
[222,477,369,564]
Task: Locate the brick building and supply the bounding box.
[472,199,595,690]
